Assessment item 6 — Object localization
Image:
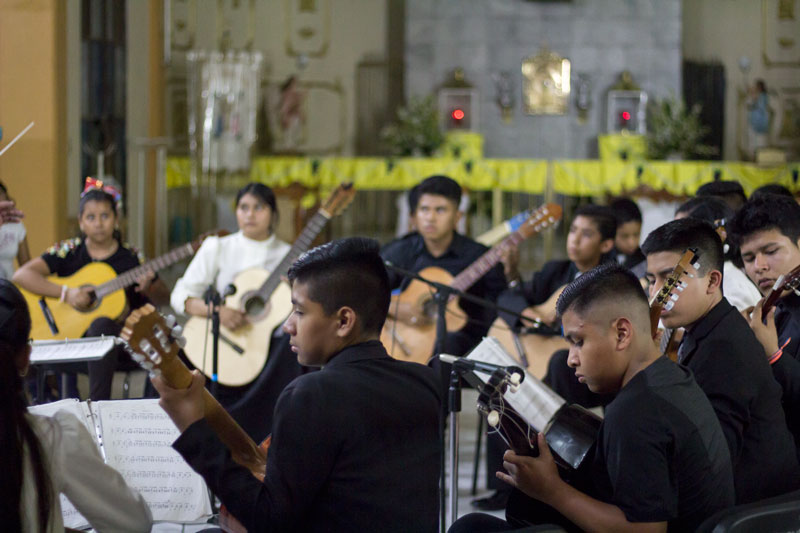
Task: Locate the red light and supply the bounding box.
[621,111,631,121]
[451,109,465,121]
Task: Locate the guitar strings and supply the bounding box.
[487,394,536,449]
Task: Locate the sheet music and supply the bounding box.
[467,337,566,431]
[95,399,213,522]
[30,336,117,364]
[27,399,96,530]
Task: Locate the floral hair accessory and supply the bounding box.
[82,177,122,204]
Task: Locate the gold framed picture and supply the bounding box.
[522,48,571,115]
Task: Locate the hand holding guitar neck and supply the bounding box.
[761,263,800,324]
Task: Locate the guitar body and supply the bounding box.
[182,267,293,387]
[380,266,467,365]
[487,317,568,379]
[20,262,127,340]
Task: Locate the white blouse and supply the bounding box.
[23,410,152,533]
[170,231,291,315]
[723,260,761,312]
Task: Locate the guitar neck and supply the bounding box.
[95,242,195,298]
[158,347,266,476]
[254,210,331,299]
[649,304,662,337]
[451,230,525,293]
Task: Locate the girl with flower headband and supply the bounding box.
[13,179,170,400]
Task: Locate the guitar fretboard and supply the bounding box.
[95,242,195,298]
[451,231,525,294]
[254,210,331,299]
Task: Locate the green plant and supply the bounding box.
[380,95,445,156]
[645,95,717,160]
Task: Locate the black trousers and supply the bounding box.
[86,317,147,401]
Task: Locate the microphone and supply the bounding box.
[438,354,524,386]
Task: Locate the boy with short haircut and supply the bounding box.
[153,238,441,532]
[730,194,800,456]
[610,197,646,278]
[451,263,734,532]
[642,217,800,504]
[696,180,748,211]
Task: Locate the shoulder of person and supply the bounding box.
[120,241,147,264]
[45,236,82,258]
[381,232,420,253]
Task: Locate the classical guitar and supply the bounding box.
[121,304,264,533]
[20,231,225,341]
[182,183,356,386]
[381,203,562,365]
[761,263,800,324]
[649,248,699,362]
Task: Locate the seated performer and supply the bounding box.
[642,217,800,504]
[169,183,304,434]
[0,280,152,532]
[674,196,760,311]
[450,263,734,532]
[153,238,441,532]
[696,180,747,211]
[13,184,170,400]
[381,174,507,362]
[731,194,800,458]
[501,204,617,410]
[0,181,30,280]
[610,197,645,279]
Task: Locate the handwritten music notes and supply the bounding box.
[467,337,566,431]
[28,398,212,527]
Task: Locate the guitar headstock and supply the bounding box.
[516,203,563,240]
[476,369,538,457]
[318,182,356,218]
[762,263,800,324]
[120,304,187,383]
[189,229,231,253]
[649,248,700,334]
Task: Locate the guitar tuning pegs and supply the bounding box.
[130,351,145,363]
[141,361,154,371]
[171,325,183,338]
[670,293,679,301]
[692,262,701,270]
[487,410,500,427]
[165,315,177,329]
[149,368,162,379]
[139,339,153,353]
[664,300,675,311]
[675,284,685,292]
[175,335,187,349]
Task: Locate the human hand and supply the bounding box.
[151,370,206,432]
[501,243,521,284]
[220,306,249,331]
[496,433,565,505]
[134,269,155,293]
[0,200,23,225]
[743,299,780,358]
[66,286,94,310]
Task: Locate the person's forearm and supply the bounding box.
[184,297,212,317]
[545,481,666,533]
[12,268,61,298]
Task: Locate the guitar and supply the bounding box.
[487,286,568,379]
[120,304,263,533]
[20,231,225,341]
[381,203,562,365]
[649,248,699,362]
[761,264,800,324]
[182,183,356,387]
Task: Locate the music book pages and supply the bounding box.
[28,398,212,528]
[467,336,566,431]
[30,336,117,364]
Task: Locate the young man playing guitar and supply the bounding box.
[451,263,734,533]
[731,193,800,459]
[153,238,441,532]
[642,217,800,504]
[500,204,617,409]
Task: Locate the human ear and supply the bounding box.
[600,238,614,254]
[336,306,358,338]
[706,269,723,294]
[613,317,633,350]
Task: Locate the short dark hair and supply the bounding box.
[696,180,747,210]
[642,218,724,277]
[287,237,390,335]
[751,184,793,201]
[236,183,278,215]
[610,198,642,225]
[556,262,649,320]
[78,188,118,217]
[574,204,617,241]
[729,194,800,246]
[676,196,739,264]
[410,175,461,212]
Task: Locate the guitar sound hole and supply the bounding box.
[243,296,266,317]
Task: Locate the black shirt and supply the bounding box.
[381,231,507,342]
[773,292,800,455]
[678,297,800,503]
[591,357,734,531]
[173,341,441,532]
[41,237,150,310]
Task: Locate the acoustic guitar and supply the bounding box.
[182,183,356,387]
[20,231,224,341]
[761,263,800,324]
[649,248,699,361]
[121,304,263,533]
[381,203,562,365]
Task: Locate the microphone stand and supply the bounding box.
[384,262,537,531]
[204,285,222,398]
